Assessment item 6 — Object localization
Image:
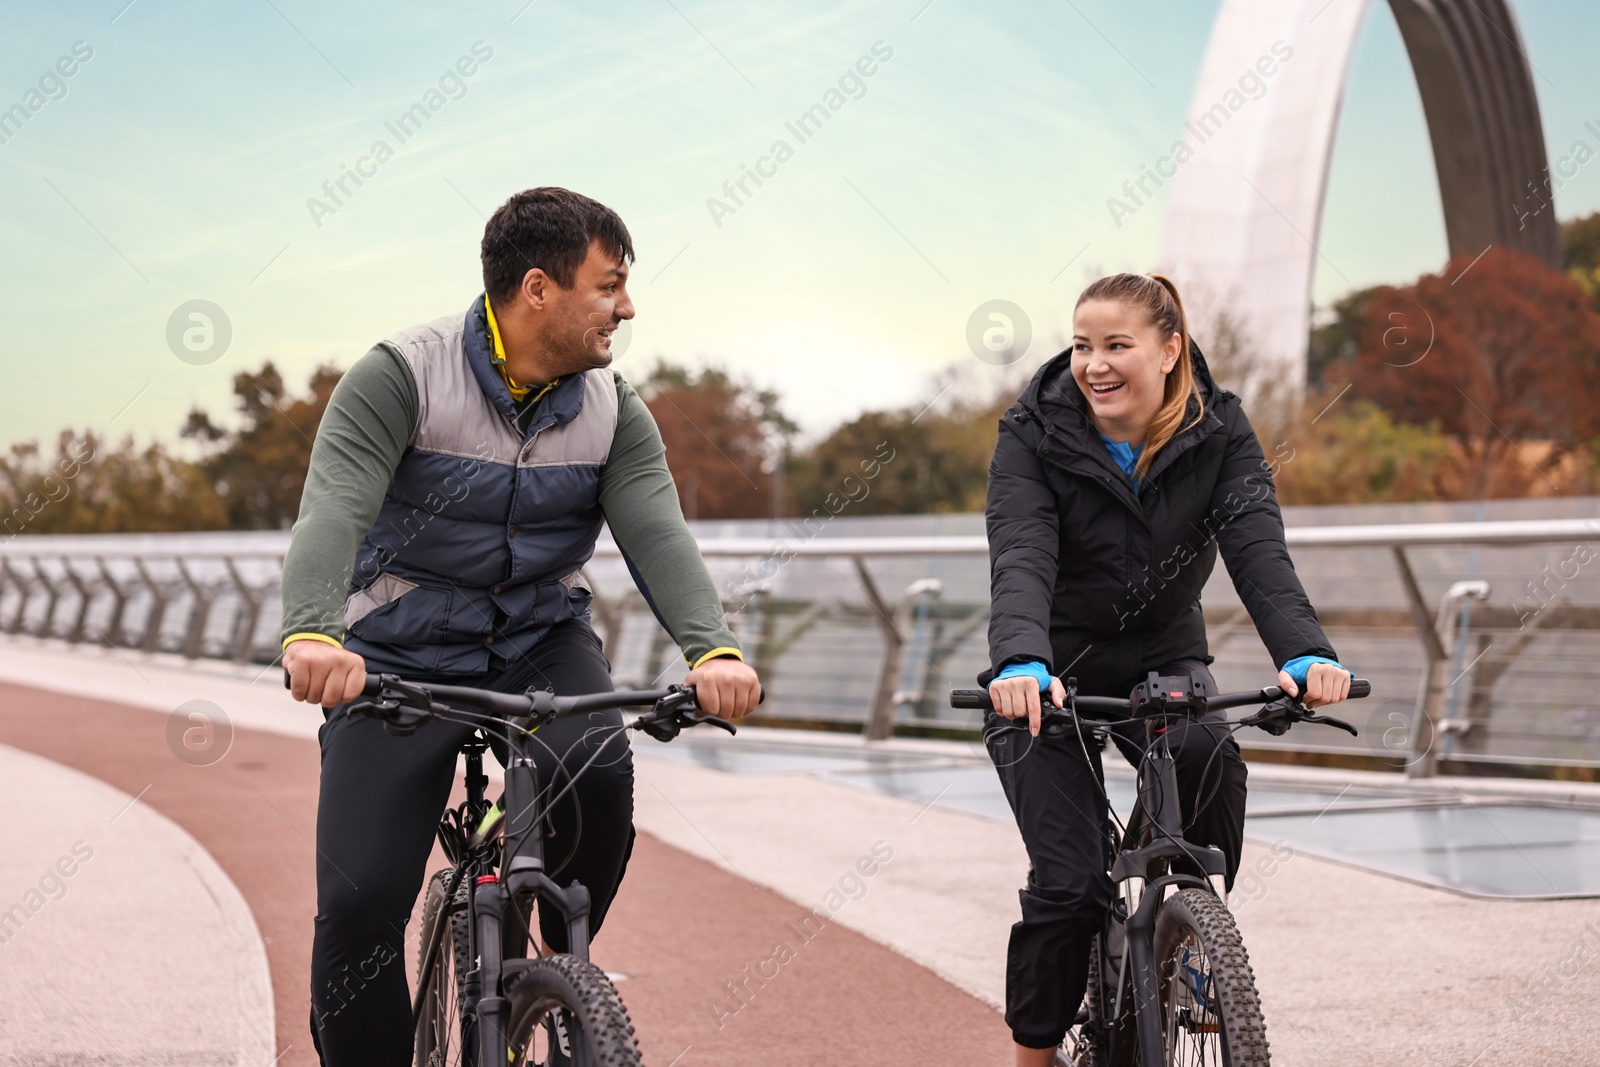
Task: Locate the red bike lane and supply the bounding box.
[0,679,1008,1066]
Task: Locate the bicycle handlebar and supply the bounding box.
[341,672,763,741]
[950,676,1370,737]
[950,678,1369,713]
[356,673,688,718]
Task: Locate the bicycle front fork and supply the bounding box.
[474,877,510,1064]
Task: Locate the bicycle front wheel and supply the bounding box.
[1153,888,1269,1066]
[505,955,642,1067]
[416,868,474,1067]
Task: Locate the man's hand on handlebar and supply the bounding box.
[683,656,762,720]
[1276,661,1351,710]
[987,674,1066,737]
[284,639,368,708]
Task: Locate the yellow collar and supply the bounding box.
[484,295,557,405]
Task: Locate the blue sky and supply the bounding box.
[3,0,1599,448]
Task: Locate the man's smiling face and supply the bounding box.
[543,239,635,375]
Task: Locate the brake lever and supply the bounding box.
[345,696,434,736]
[350,676,440,737]
[1299,712,1359,737]
[633,685,740,741]
[680,708,737,735]
[1239,696,1360,737]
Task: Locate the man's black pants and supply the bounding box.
[309,618,634,1066]
[983,658,1247,1050]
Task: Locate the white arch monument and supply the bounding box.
[1157,0,1558,398]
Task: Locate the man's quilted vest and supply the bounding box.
[343,297,618,675]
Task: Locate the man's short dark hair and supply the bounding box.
[480,187,634,300]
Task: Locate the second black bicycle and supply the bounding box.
[952,671,1370,1067]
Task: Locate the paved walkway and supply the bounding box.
[0,744,274,1067]
[634,736,1600,1066]
[3,635,1600,1065]
[0,639,1011,1066]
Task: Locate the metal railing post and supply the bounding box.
[1432,580,1491,758]
[854,557,904,741]
[889,578,943,721]
[31,559,63,640]
[96,558,135,647]
[1,558,32,634]
[134,558,174,653]
[175,558,217,660]
[60,558,96,644]
[223,557,268,663]
[1391,547,1446,777]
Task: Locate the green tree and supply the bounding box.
[1273,399,1452,505]
[1306,286,1379,387]
[789,372,1017,515]
[1564,210,1600,304]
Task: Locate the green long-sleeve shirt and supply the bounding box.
[280,344,741,667]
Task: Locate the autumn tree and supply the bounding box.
[635,361,797,520]
[1335,248,1600,498]
[183,362,342,528]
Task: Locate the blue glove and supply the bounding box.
[1278,655,1349,687]
[995,661,1054,691]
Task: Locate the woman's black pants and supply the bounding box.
[307,618,635,1067]
[983,658,1247,1050]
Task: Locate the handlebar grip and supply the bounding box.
[1349,678,1371,699]
[282,668,386,697]
[950,689,993,711]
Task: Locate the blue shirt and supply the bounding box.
[1099,434,1143,487]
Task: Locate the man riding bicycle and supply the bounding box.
[280,187,762,1066]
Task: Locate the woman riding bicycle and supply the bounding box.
[981,272,1353,1065]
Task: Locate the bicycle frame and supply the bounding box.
[408,724,621,1065]
[1103,720,1228,1067]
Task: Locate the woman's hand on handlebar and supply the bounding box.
[1277,661,1351,709]
[284,639,368,708]
[987,674,1065,737]
[684,655,762,720]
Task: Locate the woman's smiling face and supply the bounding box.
[1070,298,1181,443]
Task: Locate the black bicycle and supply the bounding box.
[345,673,747,1067]
[951,671,1370,1067]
